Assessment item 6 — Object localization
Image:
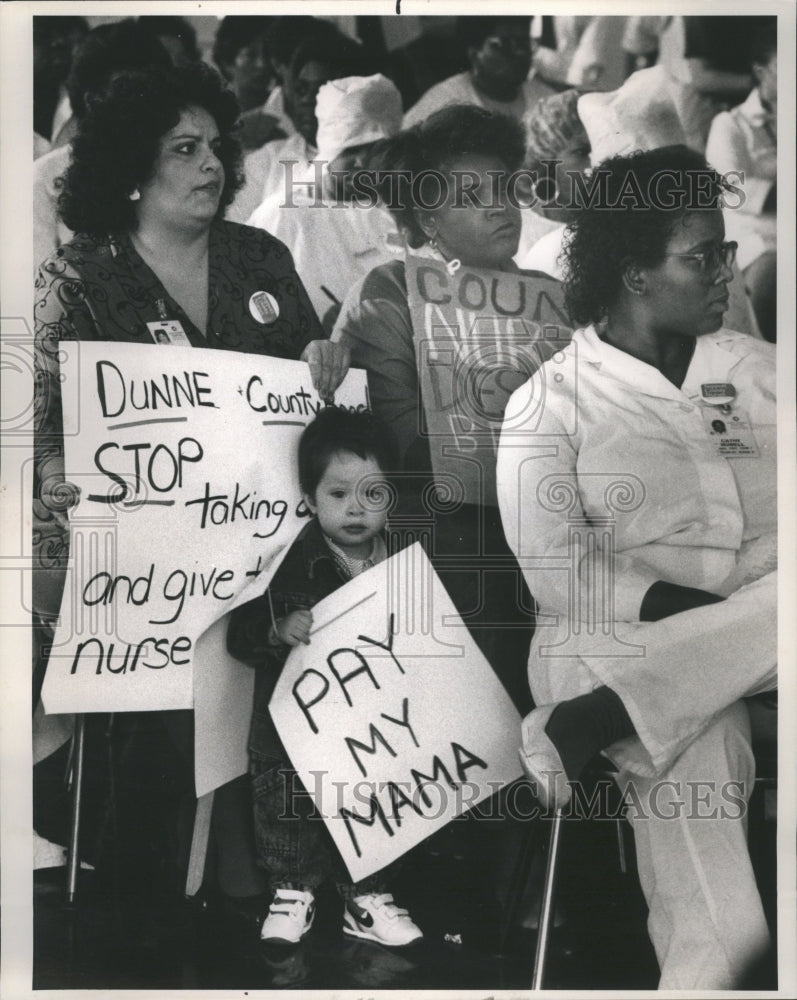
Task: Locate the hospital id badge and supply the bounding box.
[702,408,760,457]
[147,320,191,346]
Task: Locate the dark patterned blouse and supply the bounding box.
[32,221,324,626]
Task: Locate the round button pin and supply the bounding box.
[249,291,280,325]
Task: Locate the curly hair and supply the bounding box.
[374,104,526,248]
[288,29,371,81]
[137,16,201,64]
[58,62,243,237]
[212,15,271,75]
[562,145,729,326]
[456,16,531,52]
[523,89,588,173]
[66,19,171,120]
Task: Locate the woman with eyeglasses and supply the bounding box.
[402,16,554,128]
[496,145,776,989]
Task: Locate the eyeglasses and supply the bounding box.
[664,240,738,277]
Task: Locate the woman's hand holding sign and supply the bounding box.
[300,340,351,403]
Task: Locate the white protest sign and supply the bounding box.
[269,541,524,883]
[41,342,368,715]
[407,254,572,506]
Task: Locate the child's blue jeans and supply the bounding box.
[251,756,389,901]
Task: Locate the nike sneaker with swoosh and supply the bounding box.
[343,893,423,946]
[260,888,315,945]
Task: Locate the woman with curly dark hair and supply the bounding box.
[496,145,776,988]
[36,60,348,401]
[33,59,348,927]
[332,103,535,462]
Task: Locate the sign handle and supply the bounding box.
[185,790,214,897]
[66,715,86,904]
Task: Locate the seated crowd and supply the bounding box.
[32,11,779,992]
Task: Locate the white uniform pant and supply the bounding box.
[530,571,777,987]
[616,702,770,989]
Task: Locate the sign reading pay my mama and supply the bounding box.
[270,543,523,882]
[41,342,368,714]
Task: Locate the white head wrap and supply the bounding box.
[577,66,687,166]
[315,74,403,165]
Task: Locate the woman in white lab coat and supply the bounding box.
[496,145,776,990]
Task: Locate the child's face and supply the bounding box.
[305,451,389,559]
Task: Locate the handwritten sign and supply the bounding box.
[41,342,368,715]
[269,542,523,882]
[406,254,572,506]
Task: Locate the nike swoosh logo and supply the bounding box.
[350,906,373,927]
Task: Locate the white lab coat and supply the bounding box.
[226,132,318,225]
[496,324,776,987]
[247,191,403,330]
[32,144,73,272]
[706,89,776,271]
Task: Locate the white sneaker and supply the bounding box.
[343,893,423,946]
[260,888,315,945]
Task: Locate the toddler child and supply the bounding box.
[227,407,423,948]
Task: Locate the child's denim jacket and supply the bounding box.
[227,517,361,764]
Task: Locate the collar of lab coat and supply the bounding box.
[576,324,743,401]
[739,87,772,127]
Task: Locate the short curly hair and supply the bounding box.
[523,89,588,173]
[374,104,526,248]
[58,62,243,237]
[212,15,271,75]
[66,19,171,120]
[456,16,531,52]
[562,145,729,326]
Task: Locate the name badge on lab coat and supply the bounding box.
[147,320,191,346]
[701,408,760,457]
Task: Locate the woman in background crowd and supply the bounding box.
[33,14,88,157]
[228,23,366,223]
[138,15,202,67]
[620,15,770,151]
[212,15,281,151]
[248,74,404,331]
[260,15,338,136]
[403,17,553,127]
[706,22,777,342]
[514,88,590,266]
